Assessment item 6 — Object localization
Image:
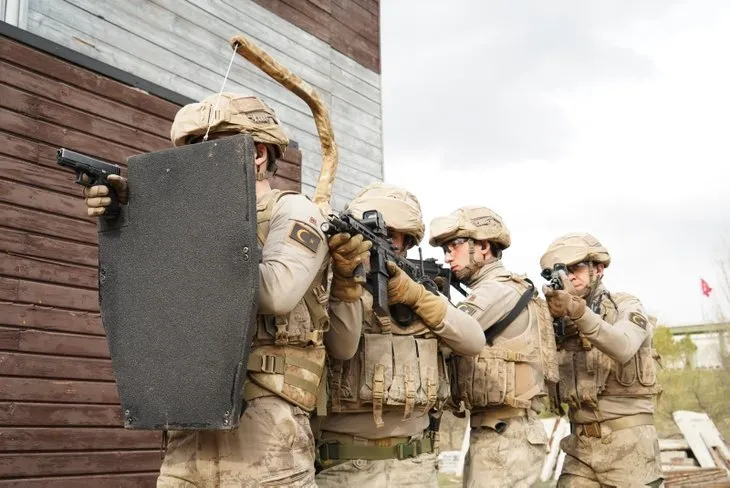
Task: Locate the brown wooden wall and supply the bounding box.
[0,32,301,485]
[253,0,381,72]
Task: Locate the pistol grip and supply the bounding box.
[390,304,415,328]
[104,181,121,219]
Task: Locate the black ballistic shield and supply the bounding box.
[98,134,258,430]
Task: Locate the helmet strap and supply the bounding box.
[583,262,603,300]
[255,168,273,181]
[456,240,495,282]
[254,146,275,181]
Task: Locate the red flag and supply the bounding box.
[701,278,713,297]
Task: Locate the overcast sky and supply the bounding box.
[380,1,730,326]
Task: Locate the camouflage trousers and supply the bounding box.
[157,396,316,487]
[558,424,664,487]
[316,452,439,487]
[463,414,547,488]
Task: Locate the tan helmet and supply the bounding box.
[169,92,289,158]
[344,183,424,244]
[539,233,611,271]
[429,206,511,249]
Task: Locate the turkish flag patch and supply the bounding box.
[288,221,322,254]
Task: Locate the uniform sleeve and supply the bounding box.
[431,296,486,356]
[455,281,526,334]
[573,296,649,364]
[325,298,363,360]
[258,194,328,316]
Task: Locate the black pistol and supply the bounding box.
[541,263,568,339]
[56,148,122,217]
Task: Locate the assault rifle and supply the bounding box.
[321,210,455,327]
[541,264,591,350]
[407,257,468,300]
[541,263,567,339]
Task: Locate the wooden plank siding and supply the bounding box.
[251,0,381,72]
[0,31,302,484]
[25,0,385,212]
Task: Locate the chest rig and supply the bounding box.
[244,190,330,412]
[554,291,661,411]
[327,291,450,428]
[450,274,559,412]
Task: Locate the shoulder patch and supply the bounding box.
[457,303,479,316]
[288,220,323,254]
[628,311,648,329]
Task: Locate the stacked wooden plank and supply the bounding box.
[661,411,730,487]
[664,468,730,487]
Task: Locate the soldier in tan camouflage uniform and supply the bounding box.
[314,183,486,487]
[429,207,558,488]
[540,233,663,488]
[83,93,362,487]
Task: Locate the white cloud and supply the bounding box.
[381,0,730,326]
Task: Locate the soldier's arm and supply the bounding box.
[573,297,648,363]
[385,263,484,355]
[258,194,328,315]
[324,298,363,360]
[432,298,486,356]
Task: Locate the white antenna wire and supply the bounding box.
[203,43,239,142]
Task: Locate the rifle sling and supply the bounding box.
[484,280,534,346]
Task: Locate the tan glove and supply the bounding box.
[543,287,586,320]
[386,261,446,328]
[542,271,586,320]
[82,174,128,217]
[328,232,372,302]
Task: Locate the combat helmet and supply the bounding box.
[429,206,511,250]
[428,206,510,282]
[539,233,611,272]
[169,93,289,178]
[344,183,424,246]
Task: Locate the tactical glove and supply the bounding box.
[543,285,586,321]
[83,174,128,217]
[328,232,372,302]
[386,261,446,328]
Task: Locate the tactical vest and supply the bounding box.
[450,274,559,411]
[327,292,450,428]
[244,189,330,412]
[553,292,661,410]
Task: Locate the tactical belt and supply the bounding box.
[317,430,435,463]
[572,413,654,438]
